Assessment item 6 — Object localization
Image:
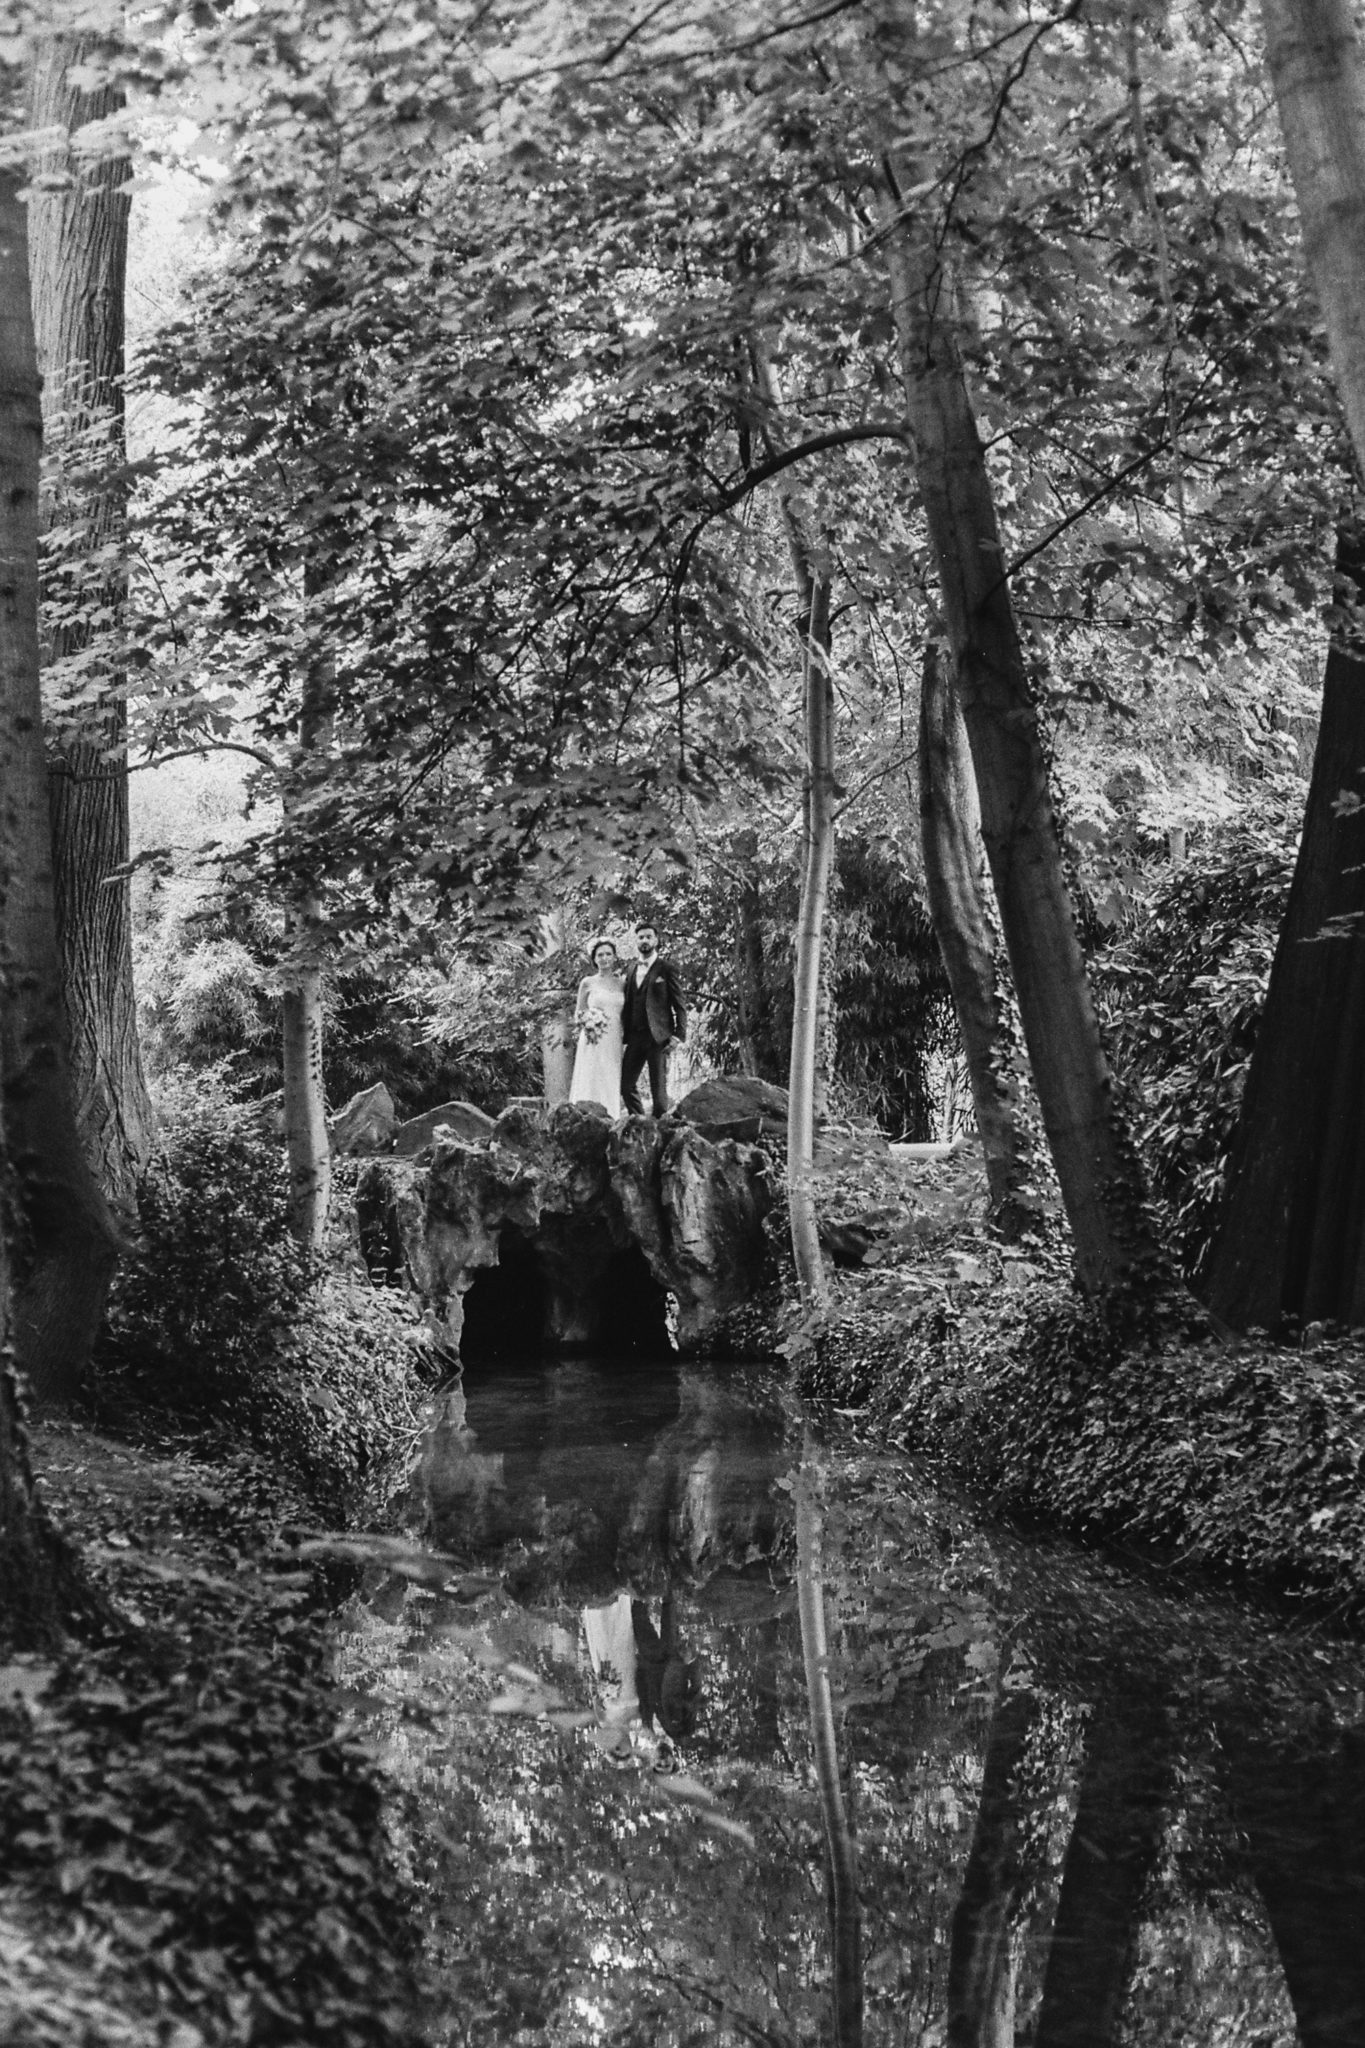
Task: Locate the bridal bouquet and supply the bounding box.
[579,1009,608,1046]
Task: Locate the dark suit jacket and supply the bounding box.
[625,955,687,1045]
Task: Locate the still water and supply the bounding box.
[333,1355,1365,2047]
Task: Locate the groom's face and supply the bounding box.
[637,926,658,958]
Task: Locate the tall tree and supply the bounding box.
[1262,0,1365,478]
[1204,523,1365,1327]
[919,641,1042,1240]
[1202,0,1365,1328]
[0,161,118,1404]
[27,15,153,1217]
[876,129,1155,1295]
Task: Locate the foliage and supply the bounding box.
[659,831,956,1135]
[1,1424,429,2048]
[97,1071,434,1512]
[804,1269,1365,1619]
[136,871,543,1112]
[1094,802,1296,1276]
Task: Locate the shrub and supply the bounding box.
[801,1275,1365,1619]
[99,1071,436,1512]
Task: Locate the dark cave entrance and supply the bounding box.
[458,1228,673,1361]
[458,1224,549,1361]
[598,1246,672,1357]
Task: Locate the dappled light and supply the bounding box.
[7,0,1365,2039]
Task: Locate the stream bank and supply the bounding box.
[1,1416,432,2048]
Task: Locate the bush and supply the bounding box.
[99,1072,436,1512]
[802,1275,1365,1619]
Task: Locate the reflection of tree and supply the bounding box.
[1221,1721,1365,2048]
[947,1687,1039,2048]
[796,1449,863,2048]
[1034,1696,1174,2048]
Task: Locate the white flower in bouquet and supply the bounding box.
[579,1008,608,1045]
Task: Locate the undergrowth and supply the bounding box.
[96,1073,439,1517]
[1,1430,429,2046]
[801,1273,1365,1618]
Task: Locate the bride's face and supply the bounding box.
[593,944,618,973]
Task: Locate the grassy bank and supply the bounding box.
[800,1264,1365,1622]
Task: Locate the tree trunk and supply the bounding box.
[1032,1699,1172,2048]
[1204,525,1365,1327]
[1220,1721,1365,2048]
[0,169,120,1407]
[946,1689,1039,2048]
[795,1451,863,2048]
[789,562,835,1311]
[1261,0,1365,483]
[282,572,333,1257]
[282,943,330,1253]
[879,175,1155,1295]
[731,828,783,1080]
[919,641,1043,1241]
[27,26,153,1221]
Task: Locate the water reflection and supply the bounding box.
[334,1355,1365,2047]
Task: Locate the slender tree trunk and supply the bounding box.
[281,572,333,1256]
[946,1689,1040,2048]
[731,828,782,1081]
[789,563,835,1310]
[1262,0,1365,482]
[1032,1699,1172,2048]
[0,170,120,1407]
[27,26,153,1222]
[795,1452,863,2048]
[1204,525,1365,1326]
[919,641,1043,1241]
[878,168,1155,1296]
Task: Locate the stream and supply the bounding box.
[333,1354,1365,2047]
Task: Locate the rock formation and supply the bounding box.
[355,1101,778,1358]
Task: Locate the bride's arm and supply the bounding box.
[574,976,591,1020]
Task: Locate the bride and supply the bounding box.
[569,938,625,1115]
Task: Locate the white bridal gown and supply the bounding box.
[569,973,625,1114]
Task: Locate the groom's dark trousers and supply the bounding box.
[621,1035,669,1117]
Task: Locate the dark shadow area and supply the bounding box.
[596,1245,672,1357]
[459,1225,549,1360]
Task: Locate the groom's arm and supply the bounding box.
[664,962,687,1042]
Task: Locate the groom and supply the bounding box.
[620,923,687,1118]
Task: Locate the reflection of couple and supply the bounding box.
[569,922,688,1119]
[582,1591,701,1767]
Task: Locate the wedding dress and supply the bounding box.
[569,972,625,1114]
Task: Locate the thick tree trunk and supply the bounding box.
[795,1453,862,2048]
[1220,1722,1365,2048]
[0,170,120,1407]
[919,641,1043,1241]
[879,176,1154,1294]
[28,27,153,1220]
[789,564,835,1311]
[1262,0,1365,483]
[1204,526,1365,1328]
[946,1689,1040,2048]
[1032,1700,1172,2048]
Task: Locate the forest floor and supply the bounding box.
[0,1414,430,2048]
